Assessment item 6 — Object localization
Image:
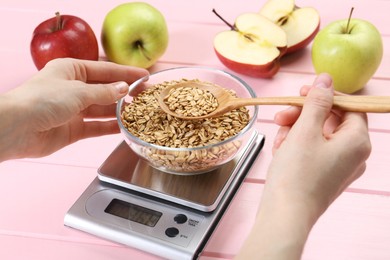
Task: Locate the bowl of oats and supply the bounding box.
[117,67,258,175]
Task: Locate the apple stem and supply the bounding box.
[55,12,62,31]
[212,9,236,31]
[136,41,151,61]
[345,7,354,34]
[212,9,254,42]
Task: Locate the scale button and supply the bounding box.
[174,214,188,224]
[165,227,179,238]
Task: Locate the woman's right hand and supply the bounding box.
[236,73,372,260]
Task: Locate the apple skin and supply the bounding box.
[312,18,383,94]
[101,2,169,69]
[213,12,287,78]
[259,0,320,54]
[214,47,285,78]
[284,18,319,54]
[30,13,99,70]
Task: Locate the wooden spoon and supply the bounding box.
[158,81,390,120]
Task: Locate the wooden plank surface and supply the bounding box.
[1,0,390,259]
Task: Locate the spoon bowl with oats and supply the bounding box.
[158,81,390,120]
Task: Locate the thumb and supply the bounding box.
[295,74,334,132]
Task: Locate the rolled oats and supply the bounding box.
[121,79,250,173]
[163,85,218,117]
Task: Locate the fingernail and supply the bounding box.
[115,82,129,94]
[316,82,330,89]
[314,73,333,89]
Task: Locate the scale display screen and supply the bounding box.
[105,199,162,227]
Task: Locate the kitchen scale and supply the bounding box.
[64,130,265,260]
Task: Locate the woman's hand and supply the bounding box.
[270,73,371,209]
[236,73,372,260]
[0,58,148,161]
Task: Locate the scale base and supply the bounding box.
[64,132,265,260]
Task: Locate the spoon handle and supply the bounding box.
[234,96,390,113]
[333,96,390,112]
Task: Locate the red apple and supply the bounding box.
[213,9,287,78]
[30,12,99,70]
[259,0,320,54]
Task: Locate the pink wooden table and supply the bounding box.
[1,0,390,259]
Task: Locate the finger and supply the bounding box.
[81,61,149,84]
[128,81,153,97]
[79,81,130,108]
[333,111,369,142]
[272,126,291,155]
[81,60,149,84]
[301,73,333,96]
[79,120,120,139]
[44,58,149,84]
[274,106,302,126]
[300,85,311,96]
[274,73,334,126]
[312,73,333,89]
[82,103,118,118]
[294,74,334,133]
[323,111,343,136]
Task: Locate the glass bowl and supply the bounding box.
[117,66,258,175]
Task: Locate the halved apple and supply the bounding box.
[259,0,320,54]
[213,12,287,78]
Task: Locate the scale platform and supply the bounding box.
[64,130,265,260]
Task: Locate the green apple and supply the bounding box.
[101,2,169,68]
[311,15,383,94]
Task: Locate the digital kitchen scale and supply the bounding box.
[64,130,265,260]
